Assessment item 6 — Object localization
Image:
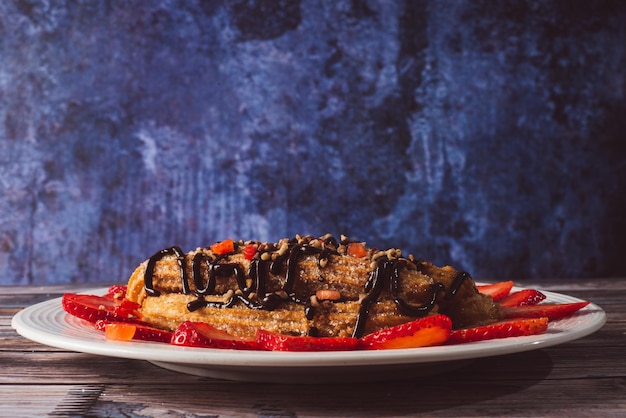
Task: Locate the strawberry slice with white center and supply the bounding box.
[498,289,547,307]
[171,321,260,350]
[502,301,590,321]
[61,293,141,324]
[448,317,549,344]
[357,314,452,350]
[255,330,358,352]
[476,281,514,300]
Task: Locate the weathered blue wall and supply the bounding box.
[1,0,625,285]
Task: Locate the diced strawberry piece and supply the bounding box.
[95,320,173,343]
[171,321,260,350]
[502,301,590,321]
[103,322,136,341]
[498,289,547,307]
[476,281,514,300]
[448,317,549,344]
[255,329,358,352]
[347,242,368,258]
[357,314,452,350]
[62,293,141,324]
[210,239,235,255]
[242,244,257,260]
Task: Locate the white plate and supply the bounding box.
[12,286,606,383]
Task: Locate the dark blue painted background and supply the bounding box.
[1,0,625,285]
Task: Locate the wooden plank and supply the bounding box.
[0,283,109,310]
[1,377,623,418]
[0,386,68,418]
[0,352,198,385]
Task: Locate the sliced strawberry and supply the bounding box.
[448,317,549,344]
[94,317,153,329]
[498,289,547,307]
[502,301,590,321]
[476,281,514,300]
[95,320,173,343]
[357,314,452,350]
[62,293,141,324]
[255,329,358,352]
[171,321,260,350]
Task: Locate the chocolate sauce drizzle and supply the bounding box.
[144,246,188,296]
[142,236,470,338]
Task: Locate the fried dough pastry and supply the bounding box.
[125,234,501,338]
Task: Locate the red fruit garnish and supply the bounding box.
[62,293,141,324]
[103,322,136,341]
[448,317,549,344]
[476,281,514,300]
[242,244,257,260]
[106,285,128,299]
[210,239,235,255]
[171,321,260,350]
[95,320,173,343]
[502,301,590,321]
[357,314,452,350]
[255,329,358,352]
[347,242,368,258]
[499,289,547,307]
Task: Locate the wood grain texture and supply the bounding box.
[1,279,625,417]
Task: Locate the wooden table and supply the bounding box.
[1,279,624,417]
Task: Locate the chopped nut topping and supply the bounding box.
[316,289,341,301]
[222,289,234,302]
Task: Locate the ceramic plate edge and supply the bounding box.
[11,286,607,368]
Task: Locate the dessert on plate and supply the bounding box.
[62,234,590,351]
[124,234,501,338]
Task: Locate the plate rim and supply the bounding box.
[11,285,607,369]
